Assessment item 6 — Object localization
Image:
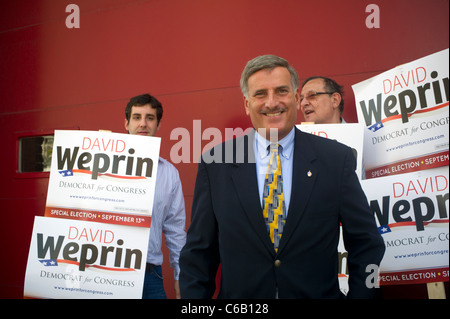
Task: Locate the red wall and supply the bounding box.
[0,0,448,299]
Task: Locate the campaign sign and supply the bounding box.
[361,167,449,285]
[24,217,149,298]
[24,130,160,298]
[44,130,160,227]
[352,49,449,179]
[297,123,364,180]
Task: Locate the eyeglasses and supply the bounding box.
[300,91,336,103]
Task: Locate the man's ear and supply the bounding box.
[124,118,129,133]
[331,92,342,109]
[295,88,300,110]
[244,96,250,115]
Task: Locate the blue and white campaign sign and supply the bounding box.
[24,216,150,298]
[360,166,449,285]
[44,130,161,227]
[352,49,449,179]
[24,130,161,298]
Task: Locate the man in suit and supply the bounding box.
[179,55,385,298]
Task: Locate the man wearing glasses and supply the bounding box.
[300,76,345,124]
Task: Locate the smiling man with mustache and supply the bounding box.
[179,55,385,299]
[241,55,300,141]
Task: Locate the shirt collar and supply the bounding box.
[255,127,295,160]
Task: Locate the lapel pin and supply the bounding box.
[307,170,312,177]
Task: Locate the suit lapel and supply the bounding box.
[278,129,318,253]
[230,129,319,255]
[231,131,276,255]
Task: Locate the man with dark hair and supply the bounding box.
[125,93,186,299]
[125,93,163,127]
[300,76,345,124]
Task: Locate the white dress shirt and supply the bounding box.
[147,157,186,280]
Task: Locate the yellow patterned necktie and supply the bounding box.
[262,144,286,252]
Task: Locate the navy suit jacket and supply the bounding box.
[179,127,385,298]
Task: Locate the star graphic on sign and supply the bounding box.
[39,259,59,266]
[368,121,384,132]
[59,170,73,177]
[371,123,382,131]
[378,225,391,235]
